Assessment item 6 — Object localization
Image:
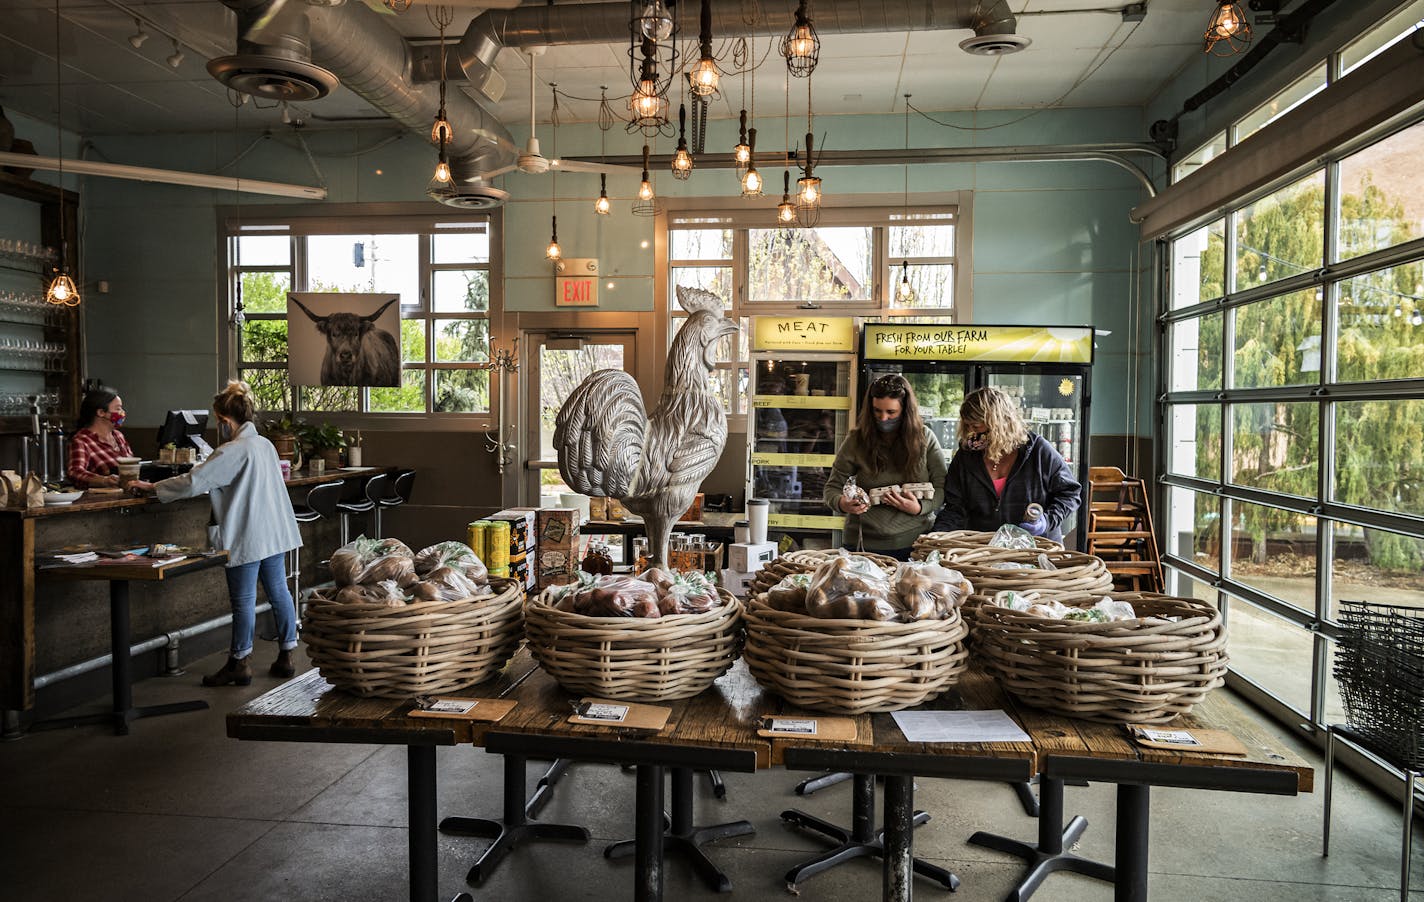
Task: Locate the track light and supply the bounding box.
[167,39,184,68]
[127,19,148,50]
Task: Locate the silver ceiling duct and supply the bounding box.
[456,0,1027,96]
[214,0,515,185]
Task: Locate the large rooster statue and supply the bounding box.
[554,286,739,567]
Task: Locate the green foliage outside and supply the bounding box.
[1195,176,1424,571]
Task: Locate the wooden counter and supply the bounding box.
[0,466,388,714]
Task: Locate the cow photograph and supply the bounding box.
[287,292,402,388]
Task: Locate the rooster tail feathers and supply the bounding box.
[553,369,647,498]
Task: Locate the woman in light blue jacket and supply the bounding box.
[132,381,302,686]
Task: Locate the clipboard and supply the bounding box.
[1127,725,1249,756]
[408,697,517,722]
[568,698,671,731]
[757,716,858,741]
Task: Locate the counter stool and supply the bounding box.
[335,472,390,544]
[290,480,345,618]
[378,469,417,530]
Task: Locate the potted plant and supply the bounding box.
[300,422,348,469]
[266,415,304,464]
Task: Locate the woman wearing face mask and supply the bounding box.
[934,386,1081,543]
[129,380,302,686]
[823,374,947,561]
[68,386,134,487]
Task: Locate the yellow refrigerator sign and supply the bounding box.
[752,317,856,352]
[863,324,1094,364]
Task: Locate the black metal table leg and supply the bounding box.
[524,758,574,819]
[636,764,665,902]
[795,770,853,795]
[967,777,1114,901]
[706,768,726,799]
[440,753,589,884]
[1012,780,1040,817]
[883,774,915,901]
[1114,784,1150,902]
[781,773,957,892]
[606,765,756,892]
[407,746,473,902]
[31,580,208,735]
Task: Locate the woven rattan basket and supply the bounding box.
[302,577,524,699]
[743,597,970,714]
[525,589,744,701]
[927,547,1114,617]
[913,530,1062,556]
[974,591,1228,724]
[747,549,900,597]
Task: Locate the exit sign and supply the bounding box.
[555,258,599,307]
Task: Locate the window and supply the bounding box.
[664,203,964,417]
[1232,65,1327,145]
[1339,0,1424,76]
[1172,133,1227,184]
[227,211,496,420]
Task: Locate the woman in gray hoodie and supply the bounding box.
[823,374,947,560]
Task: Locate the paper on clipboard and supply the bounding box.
[1128,725,1249,756]
[408,697,517,722]
[756,716,858,741]
[568,698,671,731]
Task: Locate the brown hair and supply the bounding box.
[212,379,257,425]
[958,387,1028,463]
[853,373,927,474]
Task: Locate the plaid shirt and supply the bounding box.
[68,427,134,487]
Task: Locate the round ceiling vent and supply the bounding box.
[427,183,510,210]
[959,34,1032,56]
[207,54,339,101]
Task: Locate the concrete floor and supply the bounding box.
[2,645,1420,902]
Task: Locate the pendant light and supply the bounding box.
[776,170,796,224]
[593,87,613,215]
[595,174,612,215]
[546,215,561,260]
[897,260,914,302]
[628,33,670,134]
[795,76,823,228]
[688,0,721,98]
[429,6,454,147]
[635,0,674,42]
[733,110,751,173]
[1203,1,1251,56]
[782,0,820,78]
[46,0,80,307]
[671,103,693,179]
[632,144,658,216]
[895,94,914,304]
[740,128,763,197]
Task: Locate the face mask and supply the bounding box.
[875,416,901,433]
[107,412,126,428]
[219,421,233,442]
[961,431,988,451]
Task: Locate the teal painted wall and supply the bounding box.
[72,104,1156,436]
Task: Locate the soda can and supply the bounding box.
[487,519,511,576]
[467,520,489,564]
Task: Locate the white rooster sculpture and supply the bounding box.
[554,286,739,568]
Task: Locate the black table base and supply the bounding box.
[605,765,754,893]
[408,746,474,902]
[30,580,208,736]
[967,777,1114,901]
[440,753,590,884]
[781,773,959,892]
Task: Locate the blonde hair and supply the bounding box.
[958,387,1028,464]
[212,379,257,424]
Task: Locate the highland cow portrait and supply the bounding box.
[287,292,402,388]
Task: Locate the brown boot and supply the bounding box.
[203,655,253,687]
[269,648,296,679]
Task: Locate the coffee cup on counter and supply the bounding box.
[279,460,292,481]
[747,498,769,545]
[309,458,325,477]
[115,456,142,487]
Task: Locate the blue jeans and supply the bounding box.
[225,553,298,660]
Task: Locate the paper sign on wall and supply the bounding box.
[556,258,599,307]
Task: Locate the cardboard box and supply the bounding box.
[537,508,580,546]
[535,508,581,590]
[678,492,705,523]
[589,495,608,521]
[490,508,537,589]
[728,542,778,574]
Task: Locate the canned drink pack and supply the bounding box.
[487,519,511,576]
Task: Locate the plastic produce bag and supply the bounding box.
[891,558,973,621]
[412,566,484,602]
[415,541,489,586]
[331,536,418,587]
[334,580,408,606]
[841,475,870,509]
[765,573,813,613]
[661,570,720,614]
[805,552,897,621]
[558,574,661,617]
[988,523,1037,550]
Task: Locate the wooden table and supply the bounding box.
[227,655,541,902]
[34,553,228,735]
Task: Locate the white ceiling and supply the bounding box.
[0,0,1214,139]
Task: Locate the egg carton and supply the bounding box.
[867,482,935,505]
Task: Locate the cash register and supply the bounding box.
[140,409,213,481]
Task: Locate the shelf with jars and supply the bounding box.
[0,239,57,275]
[746,316,860,534]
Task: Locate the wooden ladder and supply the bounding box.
[1086,466,1163,593]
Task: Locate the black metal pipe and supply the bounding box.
[851,773,876,843]
[1114,784,1151,902]
[503,754,527,825]
[408,746,438,902]
[882,775,915,902]
[1039,777,1066,854]
[670,767,694,835]
[635,765,665,902]
[110,581,132,734]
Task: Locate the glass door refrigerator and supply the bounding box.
[747,316,860,541]
[860,323,1095,548]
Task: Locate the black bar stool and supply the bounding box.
[335,472,390,544]
[376,469,416,534]
[291,480,345,618]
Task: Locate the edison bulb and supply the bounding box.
[546,240,562,260]
[788,25,816,58]
[594,194,612,215]
[638,179,654,201]
[433,160,452,183]
[690,58,720,96]
[742,168,763,194]
[639,0,674,40]
[798,178,820,204]
[777,202,796,224]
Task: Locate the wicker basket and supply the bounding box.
[747,549,900,597]
[974,592,1228,724]
[302,577,524,699]
[913,530,1062,556]
[525,589,744,701]
[743,597,970,714]
[929,547,1114,617]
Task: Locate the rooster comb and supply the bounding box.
[675,285,725,316]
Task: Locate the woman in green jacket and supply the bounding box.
[823,373,947,560]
